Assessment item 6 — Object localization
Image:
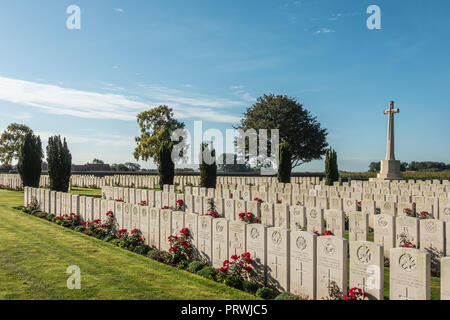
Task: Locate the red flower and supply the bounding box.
[177,199,184,205]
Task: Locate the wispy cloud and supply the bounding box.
[36,131,133,147]
[313,28,335,34]
[114,8,125,13]
[229,85,256,102]
[0,76,244,124]
[0,76,147,121]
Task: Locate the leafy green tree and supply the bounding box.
[111,163,129,171]
[325,148,339,186]
[0,123,33,166]
[0,163,13,173]
[199,143,217,188]
[368,162,381,172]
[277,142,292,183]
[124,162,141,172]
[134,105,184,182]
[47,136,72,192]
[236,94,328,171]
[17,133,43,187]
[92,158,104,164]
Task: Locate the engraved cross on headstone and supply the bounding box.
[271,256,282,278]
[357,278,367,293]
[399,287,410,300]
[295,259,305,286]
[322,269,336,290]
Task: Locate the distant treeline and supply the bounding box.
[369,161,450,172]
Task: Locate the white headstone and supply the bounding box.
[389,248,430,300]
[316,235,348,300]
[374,214,395,257]
[349,240,384,300]
[212,218,229,268]
[267,227,290,292]
[290,230,317,299]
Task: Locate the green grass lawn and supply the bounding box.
[69,187,102,197]
[0,188,441,300]
[0,189,257,300]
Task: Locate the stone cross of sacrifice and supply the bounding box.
[384,101,400,161]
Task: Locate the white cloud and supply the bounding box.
[114,8,125,13]
[36,131,133,147]
[314,28,335,34]
[0,76,243,124]
[229,85,256,102]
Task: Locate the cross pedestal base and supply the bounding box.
[376,160,404,180]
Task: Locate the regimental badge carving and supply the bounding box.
[425,220,436,233]
[142,209,147,217]
[216,222,224,233]
[384,202,391,210]
[125,206,130,214]
[133,207,138,215]
[399,253,416,272]
[293,209,300,217]
[347,200,352,206]
[357,245,372,264]
[310,209,317,219]
[378,217,388,228]
[201,218,208,229]
[444,208,450,216]
[296,236,307,251]
[250,227,260,240]
[272,231,282,245]
[323,238,336,255]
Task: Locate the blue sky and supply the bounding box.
[0,0,449,171]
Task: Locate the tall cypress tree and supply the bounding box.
[199,143,217,188]
[158,142,175,186]
[17,133,43,187]
[277,142,292,183]
[325,147,339,186]
[47,135,72,192]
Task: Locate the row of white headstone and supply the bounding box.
[24,186,450,300]
[102,186,450,266]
